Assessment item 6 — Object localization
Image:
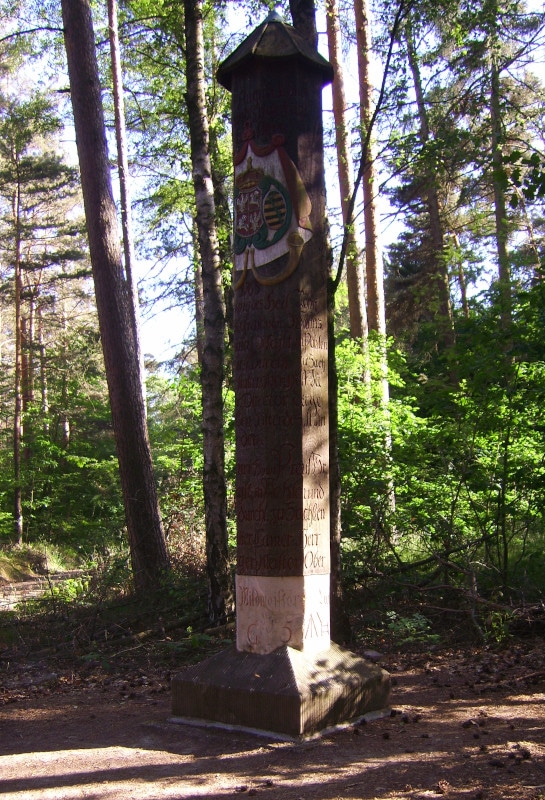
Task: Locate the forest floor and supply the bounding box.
[1,579,545,800]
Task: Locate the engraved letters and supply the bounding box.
[234,260,330,652]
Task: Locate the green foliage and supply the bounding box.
[484,610,514,644]
[48,575,89,602]
[385,611,440,646]
[0,73,118,557]
[1,0,545,637]
[0,316,125,554]
[147,367,206,550]
[336,334,422,575]
[146,361,236,564]
[505,149,545,207]
[336,281,545,607]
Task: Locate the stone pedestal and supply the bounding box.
[171,643,390,739]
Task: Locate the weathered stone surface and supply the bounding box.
[234,275,329,586]
[235,574,330,654]
[233,265,330,653]
[171,643,390,738]
[228,8,331,658]
[216,10,333,91]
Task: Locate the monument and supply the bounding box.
[171,10,390,738]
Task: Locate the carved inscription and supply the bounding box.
[236,574,330,654]
[234,272,329,577]
[300,286,329,577]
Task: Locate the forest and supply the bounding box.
[1,0,545,654]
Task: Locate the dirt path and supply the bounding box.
[0,572,86,612]
[1,642,545,799]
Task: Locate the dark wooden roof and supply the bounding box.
[217,10,333,91]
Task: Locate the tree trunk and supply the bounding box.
[24,295,35,407]
[193,221,205,367]
[326,0,368,343]
[405,17,455,347]
[490,51,511,329]
[354,0,386,337]
[37,305,49,434]
[184,0,233,625]
[21,312,33,464]
[61,0,169,593]
[59,304,71,450]
[108,0,146,406]
[13,181,23,546]
[355,0,397,530]
[288,0,317,47]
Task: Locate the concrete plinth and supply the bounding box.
[171,643,390,739]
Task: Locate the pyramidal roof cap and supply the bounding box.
[217,11,333,91]
[264,9,284,23]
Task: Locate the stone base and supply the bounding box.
[171,643,390,738]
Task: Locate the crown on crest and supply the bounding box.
[235,157,264,191]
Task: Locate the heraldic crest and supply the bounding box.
[233,129,312,289]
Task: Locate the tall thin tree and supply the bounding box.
[184,0,233,624]
[354,0,386,338]
[13,175,23,545]
[326,0,368,343]
[108,0,146,403]
[404,14,454,347]
[61,0,169,592]
[354,0,397,534]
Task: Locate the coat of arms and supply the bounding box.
[233,133,312,287]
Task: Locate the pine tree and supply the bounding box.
[61,0,170,591]
[0,90,82,544]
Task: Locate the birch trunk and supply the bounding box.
[184,0,234,624]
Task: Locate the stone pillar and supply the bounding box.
[218,11,333,657]
[171,12,390,738]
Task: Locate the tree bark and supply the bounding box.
[61,0,169,592]
[354,0,386,338]
[326,0,368,343]
[405,17,455,347]
[288,0,317,48]
[184,0,234,624]
[13,179,23,546]
[108,0,146,406]
[193,224,205,369]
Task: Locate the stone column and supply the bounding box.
[171,12,390,738]
[216,11,333,657]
